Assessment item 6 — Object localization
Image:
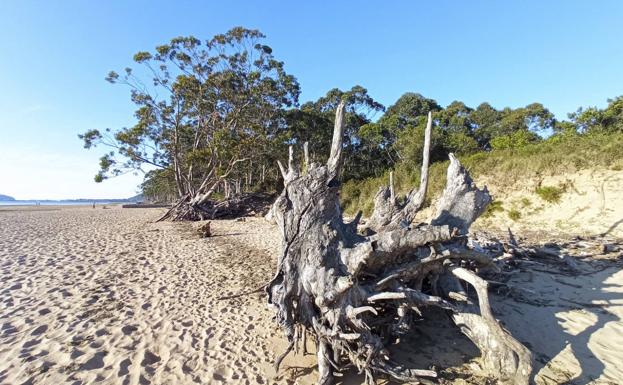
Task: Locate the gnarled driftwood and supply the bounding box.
[267,101,532,384]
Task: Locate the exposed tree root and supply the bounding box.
[158,192,274,222]
[266,102,532,384]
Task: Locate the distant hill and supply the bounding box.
[0,193,146,205]
[127,194,144,202]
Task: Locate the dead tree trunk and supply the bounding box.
[267,102,531,384]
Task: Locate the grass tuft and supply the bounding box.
[481,200,504,218]
[535,186,564,203]
[508,209,521,221]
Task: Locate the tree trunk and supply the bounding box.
[157,157,250,222]
[248,161,253,189]
[267,103,531,384]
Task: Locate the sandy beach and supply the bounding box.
[0,206,285,385]
[1,206,622,384]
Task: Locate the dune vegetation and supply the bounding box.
[341,131,623,216]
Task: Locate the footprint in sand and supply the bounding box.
[7,282,22,291]
[117,358,131,377]
[121,325,138,335]
[30,325,48,335]
[141,351,161,366]
[2,322,17,336]
[70,349,85,359]
[22,339,40,349]
[80,351,107,370]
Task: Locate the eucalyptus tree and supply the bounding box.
[569,96,623,133]
[80,27,300,220]
[359,93,441,172]
[284,86,385,179]
[470,102,502,148]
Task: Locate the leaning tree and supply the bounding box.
[267,102,532,384]
[80,28,299,220]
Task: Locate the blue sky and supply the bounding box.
[1,0,622,199]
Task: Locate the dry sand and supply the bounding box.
[1,205,622,384]
[476,169,623,239]
[409,168,623,240]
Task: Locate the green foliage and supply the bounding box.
[383,93,441,124]
[375,94,556,172]
[81,27,300,199]
[394,117,446,169]
[507,209,521,221]
[481,200,504,218]
[535,186,564,203]
[82,28,623,208]
[601,96,623,132]
[341,160,450,216]
[340,131,623,216]
[490,130,540,150]
[141,169,178,202]
[445,131,481,154]
[569,106,602,132]
[568,96,623,133]
[78,129,102,149]
[284,86,385,179]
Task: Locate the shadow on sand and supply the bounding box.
[278,259,623,385]
[495,261,623,384]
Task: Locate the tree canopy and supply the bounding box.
[80,26,622,208]
[569,96,623,133]
[80,27,299,215]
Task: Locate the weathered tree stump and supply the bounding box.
[267,102,532,384]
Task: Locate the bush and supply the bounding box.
[508,209,521,221]
[535,186,563,203]
[481,200,504,218]
[490,130,540,150]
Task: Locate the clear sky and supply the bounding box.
[1,1,622,200]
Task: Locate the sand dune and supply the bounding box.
[1,206,621,384]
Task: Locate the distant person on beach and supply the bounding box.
[92,202,95,209]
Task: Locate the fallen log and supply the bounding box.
[266,101,532,384]
[121,203,172,209]
[158,192,274,221]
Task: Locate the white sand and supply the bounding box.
[1,206,622,384]
[496,264,623,384]
[476,169,623,239]
[0,206,281,385]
